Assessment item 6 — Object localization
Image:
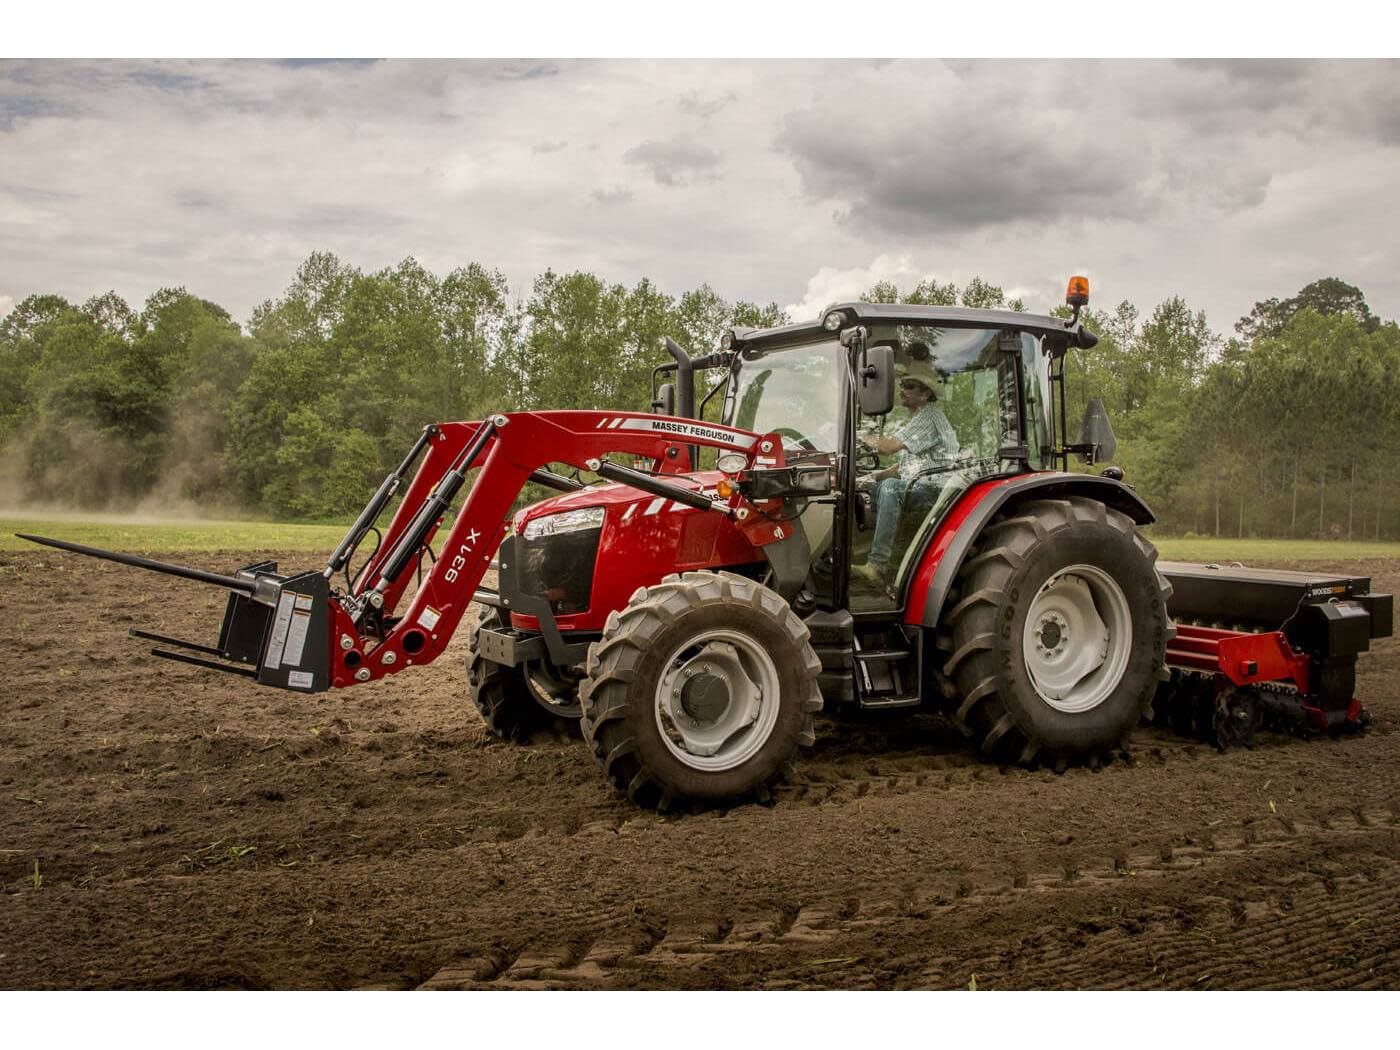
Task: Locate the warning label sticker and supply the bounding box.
[263,592,297,669]
[417,605,442,631]
[294,593,314,611]
[287,670,314,690]
[283,609,311,667]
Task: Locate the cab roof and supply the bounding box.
[729,302,1098,351]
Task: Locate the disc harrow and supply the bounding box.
[1154,615,1370,751]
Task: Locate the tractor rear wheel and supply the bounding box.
[466,604,581,742]
[579,571,822,809]
[940,497,1172,766]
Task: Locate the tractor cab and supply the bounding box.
[694,300,1096,618]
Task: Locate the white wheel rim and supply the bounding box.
[654,628,782,772]
[1021,564,1132,714]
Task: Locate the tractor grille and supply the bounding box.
[515,527,601,615]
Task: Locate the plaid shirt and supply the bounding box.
[894,403,959,481]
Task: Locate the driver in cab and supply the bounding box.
[857,353,959,583]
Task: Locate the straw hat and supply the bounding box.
[896,356,944,394]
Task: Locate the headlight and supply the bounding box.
[716,451,748,474]
[521,506,605,540]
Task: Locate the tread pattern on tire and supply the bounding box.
[939,496,1174,768]
[579,571,823,810]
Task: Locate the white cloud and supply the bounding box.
[783,254,925,320]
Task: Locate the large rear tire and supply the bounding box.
[466,604,582,742]
[579,571,822,809]
[939,497,1172,766]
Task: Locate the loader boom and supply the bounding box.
[329,409,793,688]
[17,409,792,695]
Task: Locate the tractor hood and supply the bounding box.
[511,471,724,532]
[506,470,764,634]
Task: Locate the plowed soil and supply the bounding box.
[1,549,1396,990]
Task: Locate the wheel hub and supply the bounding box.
[525,661,583,718]
[1021,565,1133,714]
[655,631,781,771]
[679,669,731,723]
[1036,614,1067,654]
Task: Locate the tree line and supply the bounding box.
[1056,279,1398,541]
[0,253,782,520]
[0,254,1395,539]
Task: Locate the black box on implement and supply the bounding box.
[1161,561,1391,645]
[1158,561,1392,744]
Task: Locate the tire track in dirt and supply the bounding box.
[9,710,1389,897]
[372,724,1385,849]
[412,806,1397,989]
[770,724,1329,809]
[931,868,1400,990]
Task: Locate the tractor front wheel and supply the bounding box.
[580,571,822,809]
[940,497,1172,766]
[466,604,582,741]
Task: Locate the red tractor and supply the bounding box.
[25,279,1392,809]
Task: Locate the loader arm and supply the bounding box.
[327,410,787,688]
[17,409,797,694]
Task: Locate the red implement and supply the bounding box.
[1166,623,1311,691]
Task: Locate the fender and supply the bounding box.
[901,472,1156,630]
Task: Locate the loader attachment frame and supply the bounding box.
[19,410,796,694]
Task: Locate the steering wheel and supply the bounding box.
[854,447,882,472]
[773,427,817,452]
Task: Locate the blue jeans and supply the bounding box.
[868,475,938,574]
[868,476,908,573]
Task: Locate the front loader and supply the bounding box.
[24,277,1392,809]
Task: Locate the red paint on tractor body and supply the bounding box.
[900,476,1024,627]
[508,470,765,634]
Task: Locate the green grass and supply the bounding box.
[3,511,1399,565]
[1148,535,1400,564]
[0,513,348,553]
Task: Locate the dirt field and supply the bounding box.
[1,548,1396,990]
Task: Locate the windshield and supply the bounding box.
[714,325,1050,615]
[850,324,1049,611]
[723,339,842,451]
[860,325,1049,478]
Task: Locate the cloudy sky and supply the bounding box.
[2,57,1398,333]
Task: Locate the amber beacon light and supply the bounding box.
[1066,275,1090,308]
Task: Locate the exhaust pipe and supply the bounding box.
[664,336,698,469]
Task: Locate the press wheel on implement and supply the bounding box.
[579,571,823,810]
[940,496,1173,767]
[466,604,582,741]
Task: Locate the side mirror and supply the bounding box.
[858,345,896,417]
[1076,398,1117,464]
[653,382,676,416]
